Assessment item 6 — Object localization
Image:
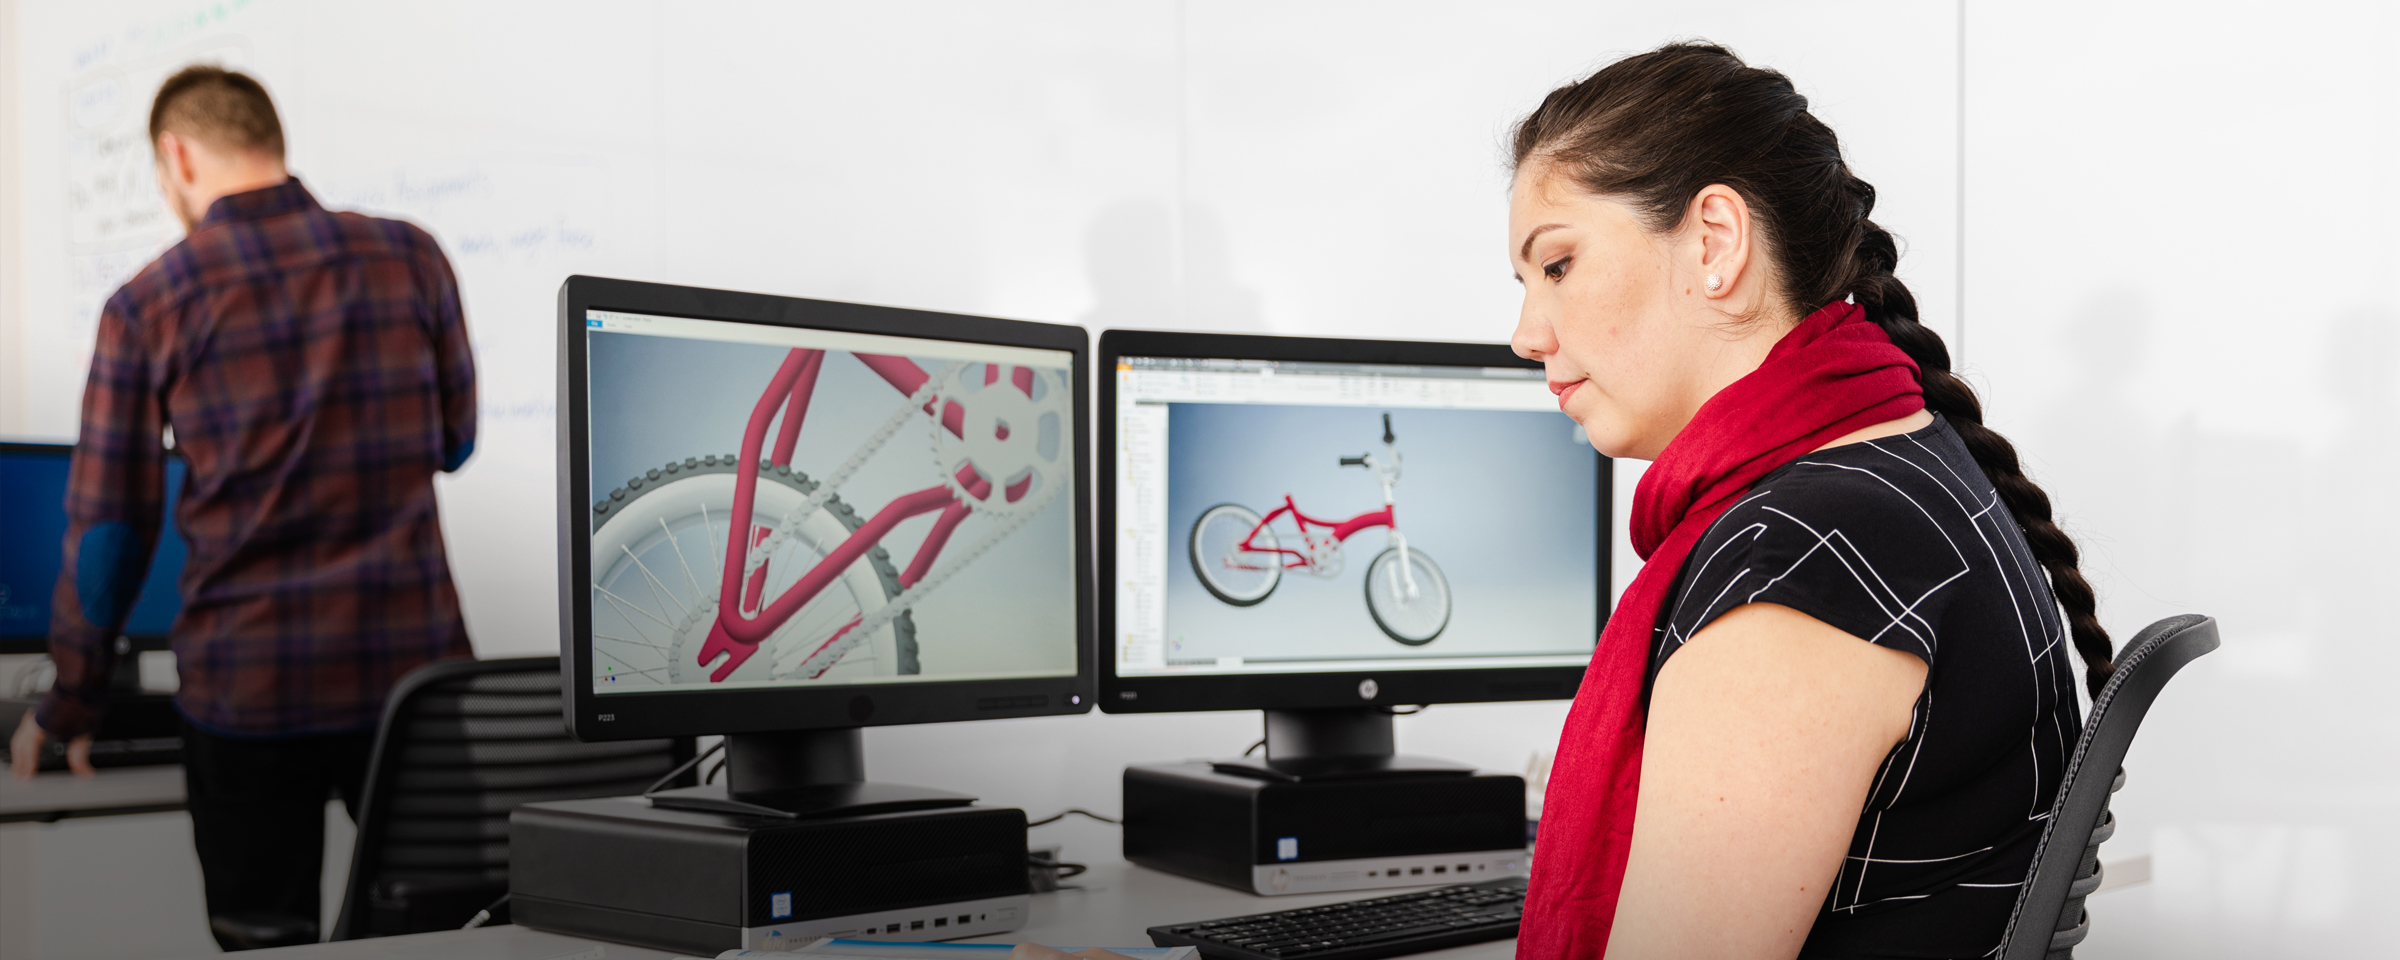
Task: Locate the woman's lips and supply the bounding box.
[1551,379,1585,412]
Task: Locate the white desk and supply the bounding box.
[0,763,185,823]
[189,858,1516,960]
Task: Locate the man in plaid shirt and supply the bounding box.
[6,66,476,949]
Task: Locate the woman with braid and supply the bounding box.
[1509,44,2112,959]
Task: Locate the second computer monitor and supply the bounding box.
[1099,330,1605,714]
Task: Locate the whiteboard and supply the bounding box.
[7,0,1962,661]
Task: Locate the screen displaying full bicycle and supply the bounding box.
[1114,355,1600,678]
[582,310,1079,694]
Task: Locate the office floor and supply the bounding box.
[0,800,354,960]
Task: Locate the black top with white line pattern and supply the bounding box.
[1652,414,2082,958]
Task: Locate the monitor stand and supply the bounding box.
[1207,707,1475,781]
[646,727,977,820]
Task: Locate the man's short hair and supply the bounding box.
[149,65,284,159]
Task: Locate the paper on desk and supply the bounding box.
[689,940,1196,959]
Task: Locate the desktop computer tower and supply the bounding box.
[511,796,1032,953]
[1124,761,1528,896]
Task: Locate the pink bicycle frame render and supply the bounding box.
[695,348,996,681]
[1233,496,1394,571]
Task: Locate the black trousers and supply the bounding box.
[182,726,374,950]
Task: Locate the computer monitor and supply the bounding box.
[557,276,1093,816]
[1098,330,1606,764]
[0,441,189,656]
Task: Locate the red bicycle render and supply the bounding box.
[1188,412,1452,645]
[588,348,1069,686]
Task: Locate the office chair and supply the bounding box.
[1999,614,2219,960]
[330,656,692,940]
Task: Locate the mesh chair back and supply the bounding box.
[1999,615,2219,959]
[330,656,690,939]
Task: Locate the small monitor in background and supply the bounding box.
[1099,329,1608,897]
[0,442,189,655]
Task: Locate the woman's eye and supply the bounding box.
[1542,257,1570,282]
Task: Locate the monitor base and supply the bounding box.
[1206,754,1474,782]
[646,781,976,820]
[653,726,976,818]
[1208,707,1475,780]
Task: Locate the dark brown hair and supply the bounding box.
[1512,42,2115,698]
[149,65,285,159]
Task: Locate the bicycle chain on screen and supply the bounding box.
[774,463,1064,679]
[740,363,960,579]
[756,361,1071,680]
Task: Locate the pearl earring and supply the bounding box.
[1704,274,1723,292]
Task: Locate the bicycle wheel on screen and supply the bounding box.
[1190,503,1281,606]
[588,458,915,686]
[1364,547,1450,645]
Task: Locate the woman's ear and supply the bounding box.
[1689,184,1752,302]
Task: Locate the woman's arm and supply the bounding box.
[1603,602,1928,960]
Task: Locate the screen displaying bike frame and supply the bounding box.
[582,310,1080,695]
[1113,355,1600,678]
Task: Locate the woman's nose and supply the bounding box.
[1510,307,1554,361]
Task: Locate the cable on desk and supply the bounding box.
[1027,852,1088,880]
[462,892,509,930]
[1242,738,1266,757]
[642,739,725,796]
[1028,808,1120,827]
[704,757,726,785]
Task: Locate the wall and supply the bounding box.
[1965,3,2398,956]
[0,0,22,435]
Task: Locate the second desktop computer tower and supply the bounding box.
[1122,708,1529,896]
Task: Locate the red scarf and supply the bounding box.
[1516,301,1924,958]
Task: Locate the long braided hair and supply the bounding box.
[1511,42,2115,698]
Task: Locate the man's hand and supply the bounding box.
[9,709,95,779]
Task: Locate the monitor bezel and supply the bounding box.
[1095,328,1606,715]
[558,275,1096,742]
[0,440,182,655]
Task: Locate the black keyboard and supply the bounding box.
[1149,876,1526,960]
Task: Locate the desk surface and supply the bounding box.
[0,763,185,823]
[190,859,1515,960]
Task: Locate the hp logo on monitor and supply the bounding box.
[1357,679,1379,701]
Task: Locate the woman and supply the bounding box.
[1511,44,2111,958]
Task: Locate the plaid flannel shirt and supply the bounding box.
[37,178,477,739]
